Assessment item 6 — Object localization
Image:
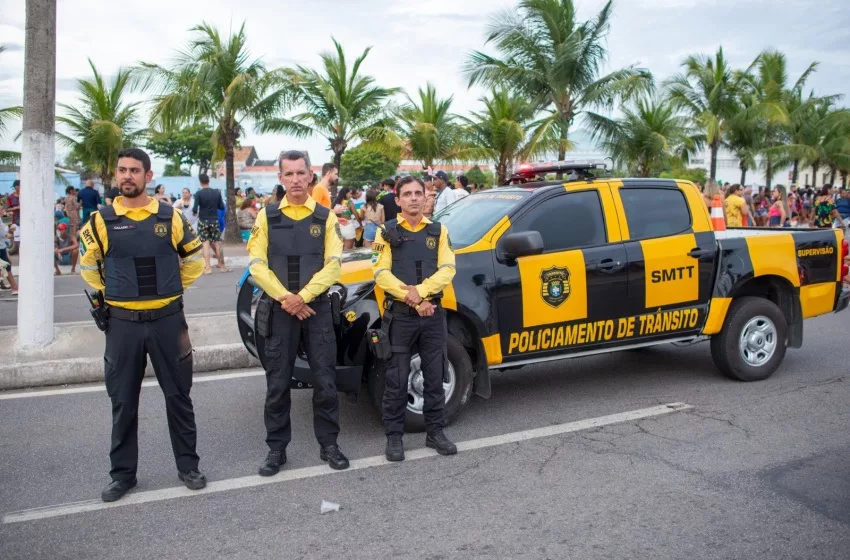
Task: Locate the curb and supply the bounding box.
[0,343,260,391]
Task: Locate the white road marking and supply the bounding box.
[0,369,265,400]
[2,403,691,524]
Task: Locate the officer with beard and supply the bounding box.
[79,148,206,502]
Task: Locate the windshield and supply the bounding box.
[433,190,531,249]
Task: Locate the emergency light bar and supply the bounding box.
[506,159,609,185]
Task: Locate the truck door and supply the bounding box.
[494,187,629,363]
[613,181,717,342]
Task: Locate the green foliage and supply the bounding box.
[147,124,215,176]
[339,145,400,186]
[659,162,707,184]
[465,165,488,186]
[260,38,399,168]
[163,163,191,176]
[56,59,145,186]
[465,0,652,159]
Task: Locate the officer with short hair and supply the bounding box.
[247,150,349,474]
[372,176,457,461]
[79,148,207,502]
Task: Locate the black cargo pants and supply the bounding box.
[264,299,340,450]
[382,303,447,437]
[104,308,198,482]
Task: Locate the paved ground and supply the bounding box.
[1,311,848,559]
[0,244,250,326]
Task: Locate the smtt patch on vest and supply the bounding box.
[250,225,260,237]
[372,243,384,253]
[309,224,322,238]
[426,236,437,250]
[154,223,168,237]
[541,266,570,308]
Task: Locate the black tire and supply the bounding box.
[367,334,474,433]
[710,296,788,381]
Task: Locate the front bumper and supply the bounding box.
[835,284,850,314]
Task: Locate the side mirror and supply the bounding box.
[498,231,545,261]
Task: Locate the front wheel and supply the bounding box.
[710,296,788,381]
[367,334,474,433]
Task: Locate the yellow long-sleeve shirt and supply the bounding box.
[79,196,204,310]
[372,215,456,302]
[246,195,343,303]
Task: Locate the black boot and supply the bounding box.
[385,436,405,462]
[320,444,350,470]
[178,469,207,490]
[258,449,287,477]
[426,429,457,456]
[101,478,137,502]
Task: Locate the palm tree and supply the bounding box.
[586,95,700,177]
[395,84,462,168]
[458,89,555,184]
[783,100,850,188]
[260,38,399,169]
[56,60,145,187]
[0,46,24,165]
[136,23,290,243]
[464,0,652,167]
[666,47,741,191]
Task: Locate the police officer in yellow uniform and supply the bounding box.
[79,148,206,502]
[247,150,349,474]
[372,176,457,461]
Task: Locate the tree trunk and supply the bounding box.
[765,157,773,189]
[792,159,799,185]
[811,162,819,188]
[496,160,507,185]
[829,166,836,186]
[555,126,568,179]
[709,141,719,183]
[18,0,57,349]
[223,137,240,244]
[331,137,347,170]
[841,170,847,188]
[739,161,747,186]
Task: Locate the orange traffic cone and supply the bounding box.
[711,195,726,231]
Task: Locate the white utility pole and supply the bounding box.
[18,0,57,348]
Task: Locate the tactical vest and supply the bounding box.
[386,219,443,300]
[98,202,183,302]
[266,204,330,295]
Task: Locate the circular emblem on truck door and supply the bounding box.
[154,223,168,238]
[541,266,571,308]
[309,224,322,238]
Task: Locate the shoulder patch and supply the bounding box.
[335,223,343,241]
[250,224,260,238]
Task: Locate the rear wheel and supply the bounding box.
[710,296,787,381]
[368,334,474,433]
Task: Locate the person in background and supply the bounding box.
[432,170,459,215]
[378,178,401,222]
[812,185,842,228]
[423,173,436,218]
[192,173,228,274]
[333,187,359,250]
[742,186,755,225]
[311,163,336,209]
[78,179,100,223]
[361,189,385,248]
[53,222,79,275]
[63,185,81,238]
[0,218,18,295]
[835,187,850,229]
[104,181,121,206]
[724,184,749,228]
[6,179,22,226]
[455,174,472,197]
[769,186,789,228]
[272,185,285,204]
[234,187,245,209]
[173,188,198,232]
[154,184,172,205]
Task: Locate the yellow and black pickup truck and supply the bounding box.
[237,161,849,431]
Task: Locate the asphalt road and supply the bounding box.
[1,312,849,559]
[0,268,244,326]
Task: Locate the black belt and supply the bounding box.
[388,299,441,315]
[109,298,184,322]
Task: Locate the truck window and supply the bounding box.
[513,191,607,251]
[620,188,691,239]
[435,190,531,249]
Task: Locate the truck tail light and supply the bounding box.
[842,239,849,259]
[842,263,849,280]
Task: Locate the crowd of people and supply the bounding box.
[708,181,850,230]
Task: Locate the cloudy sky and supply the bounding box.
[1,0,848,174]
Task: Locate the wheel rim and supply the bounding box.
[738,315,778,367]
[407,354,456,414]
